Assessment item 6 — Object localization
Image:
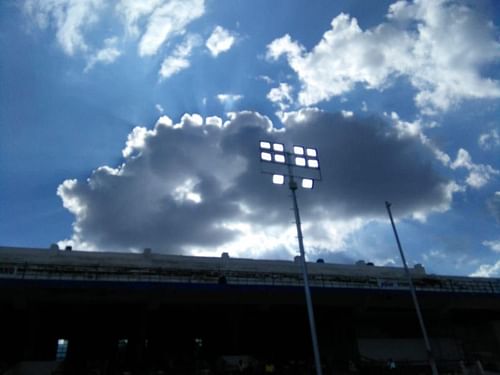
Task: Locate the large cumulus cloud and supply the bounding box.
[58,110,456,256]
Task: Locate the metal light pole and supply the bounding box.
[259,141,323,375]
[385,201,439,375]
[288,166,323,375]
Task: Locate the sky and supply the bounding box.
[1,0,499,277]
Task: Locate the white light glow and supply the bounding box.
[272,174,285,184]
[295,157,306,167]
[306,148,317,157]
[293,146,304,155]
[273,143,284,152]
[302,178,313,189]
[260,141,271,149]
[274,154,286,163]
[308,159,319,168]
[261,152,272,161]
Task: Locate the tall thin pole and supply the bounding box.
[385,201,439,375]
[288,163,323,375]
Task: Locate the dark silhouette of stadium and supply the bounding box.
[0,246,499,374]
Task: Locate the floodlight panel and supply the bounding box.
[272,174,285,184]
[274,154,286,163]
[306,148,317,157]
[295,157,306,167]
[260,141,271,149]
[260,152,272,162]
[293,146,304,155]
[273,143,284,152]
[307,159,319,168]
[302,178,314,189]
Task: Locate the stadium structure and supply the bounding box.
[0,246,499,374]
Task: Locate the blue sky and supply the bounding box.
[1,0,499,277]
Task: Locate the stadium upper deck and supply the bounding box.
[0,246,499,296]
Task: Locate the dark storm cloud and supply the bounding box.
[58,110,455,253]
[281,110,452,217]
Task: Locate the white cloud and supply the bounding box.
[25,0,205,70]
[24,0,104,56]
[470,261,500,278]
[172,178,202,204]
[450,148,499,189]
[138,0,204,57]
[266,0,500,113]
[58,179,86,217]
[159,34,202,79]
[155,104,164,114]
[266,34,304,61]
[115,0,163,37]
[216,94,243,104]
[483,240,500,253]
[206,116,222,127]
[258,75,274,84]
[84,37,121,72]
[122,125,156,158]
[206,26,236,57]
[478,129,500,150]
[159,57,190,79]
[206,217,366,261]
[267,83,294,111]
[422,249,447,263]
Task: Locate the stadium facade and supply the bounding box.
[0,246,499,374]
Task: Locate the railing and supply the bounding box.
[0,262,499,295]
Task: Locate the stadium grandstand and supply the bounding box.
[0,246,499,374]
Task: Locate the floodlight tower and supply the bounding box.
[385,202,439,375]
[259,141,323,375]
